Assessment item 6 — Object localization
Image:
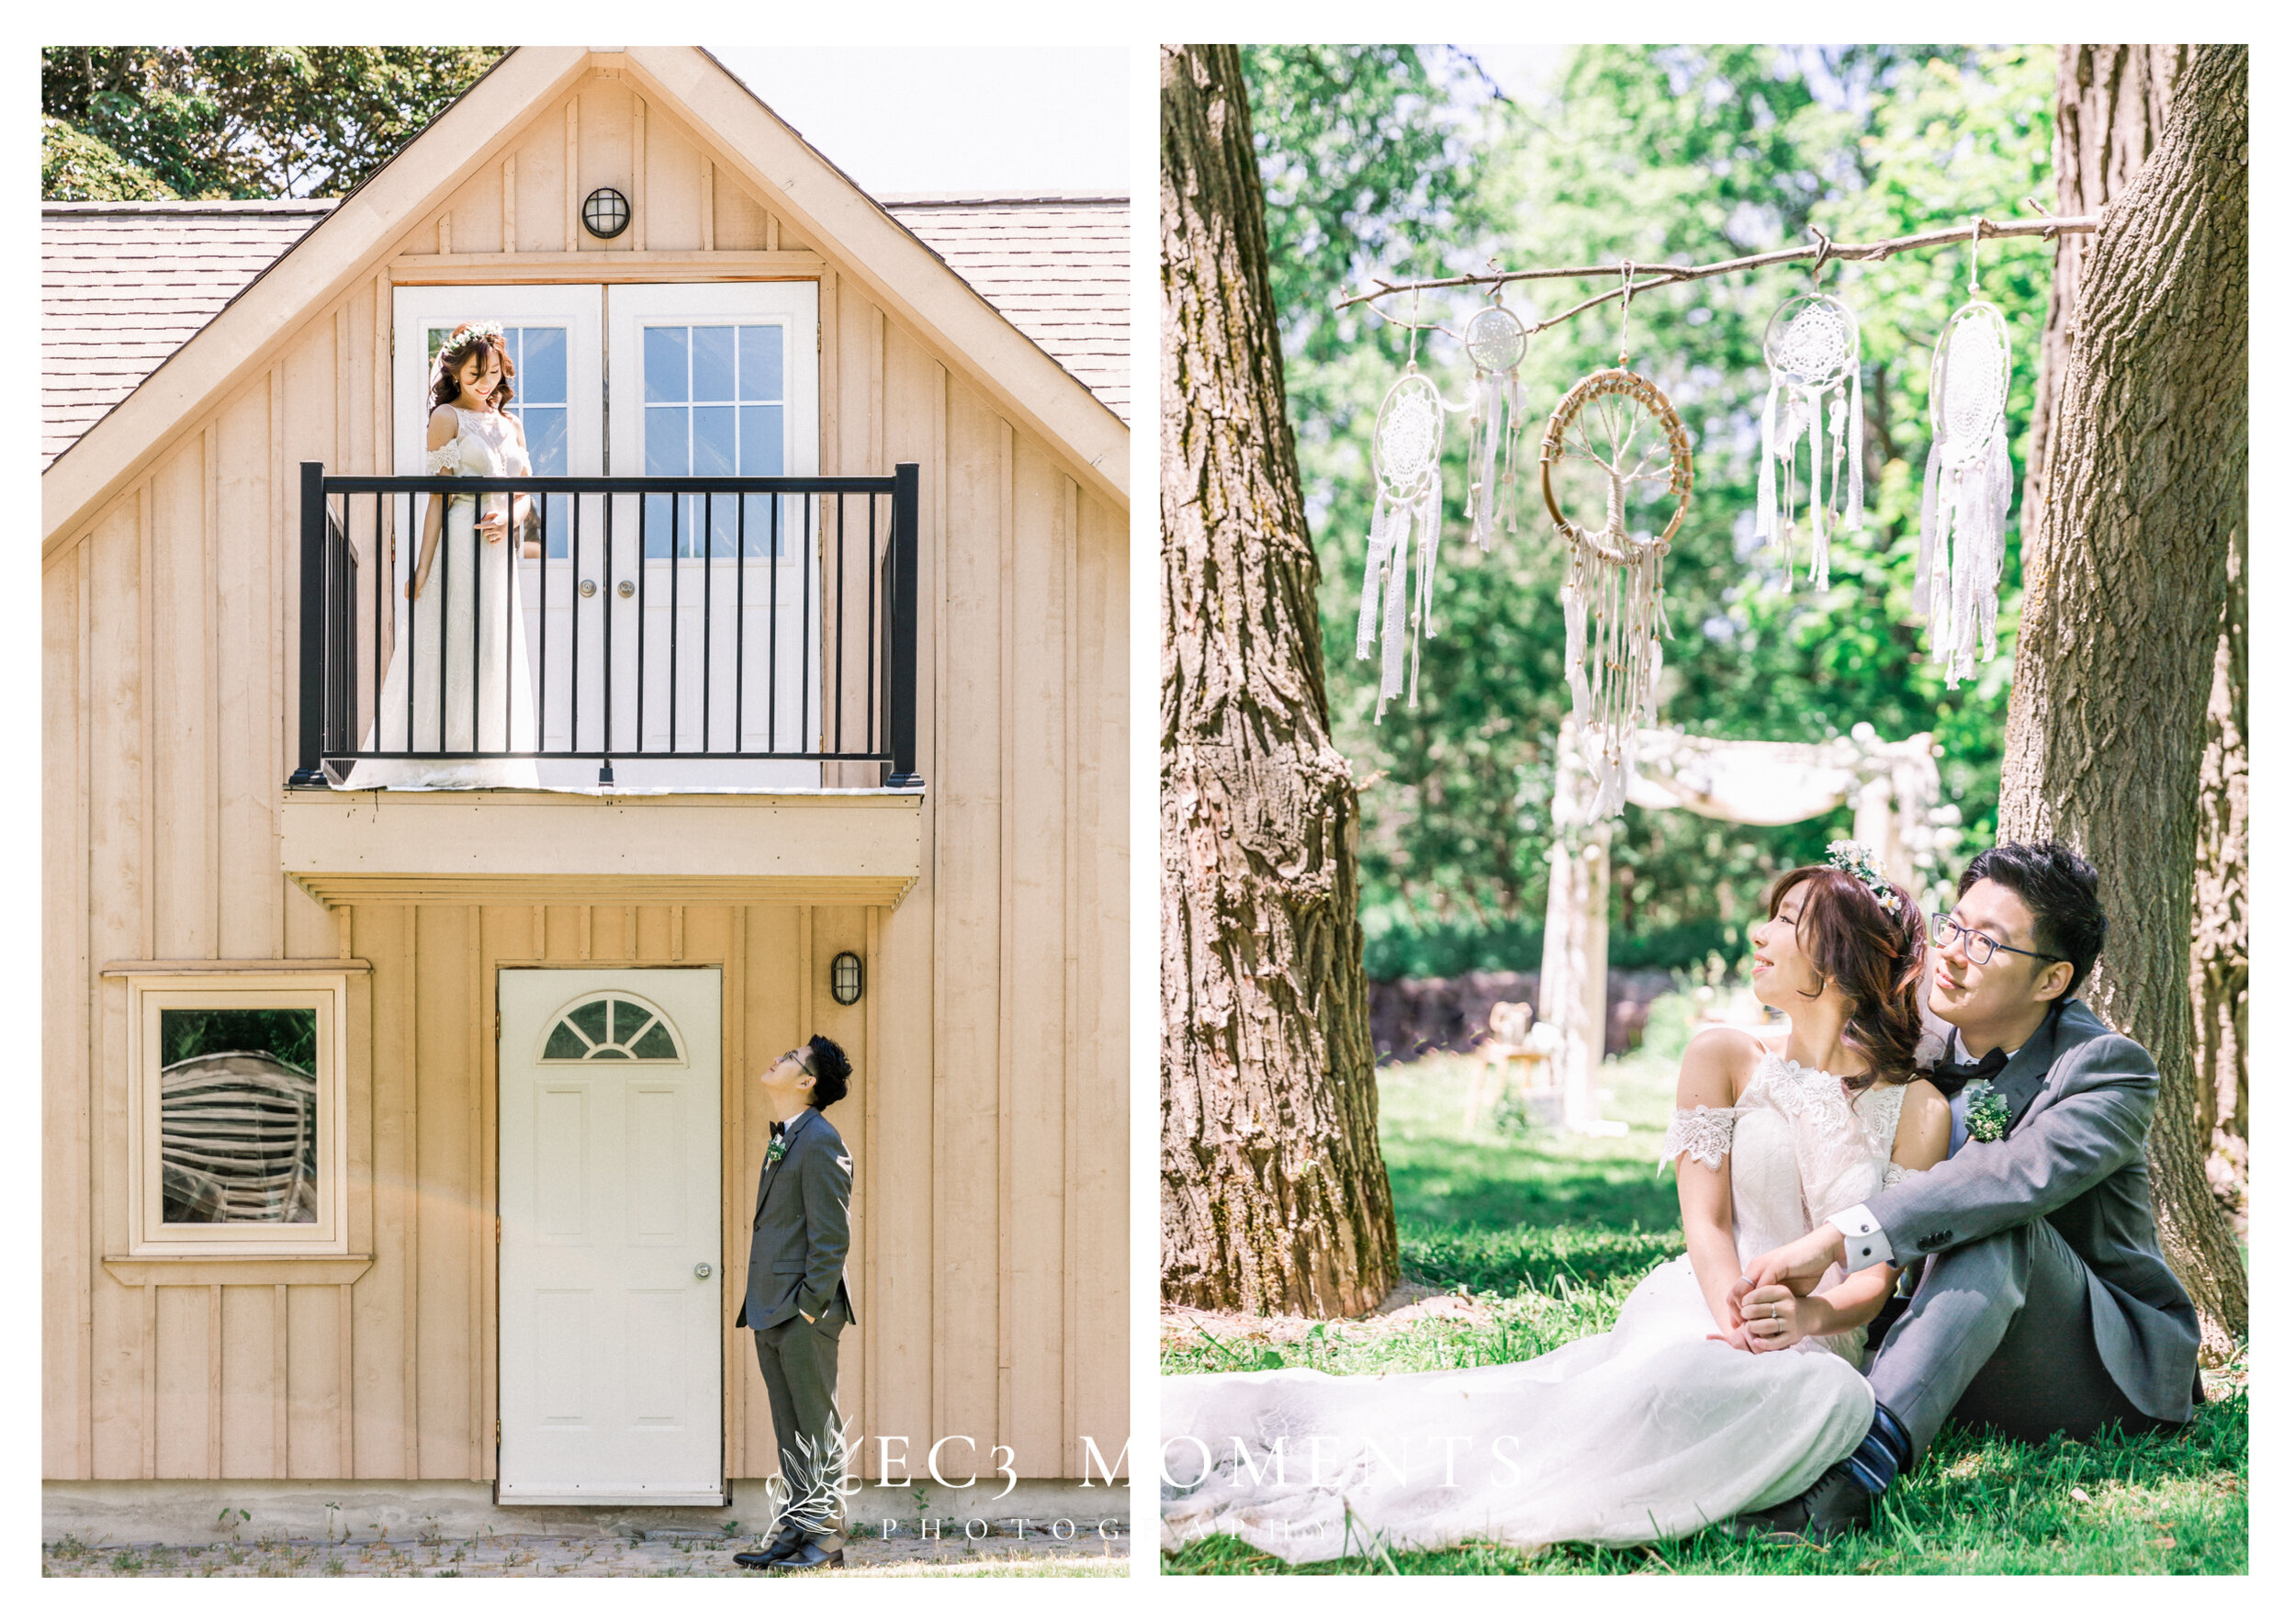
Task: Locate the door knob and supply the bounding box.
[617,580,636,598]
[579,578,597,598]
[693,1262,714,1278]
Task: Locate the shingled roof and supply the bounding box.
[41,192,1129,471]
[41,201,337,470]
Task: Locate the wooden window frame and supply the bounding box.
[125,972,352,1258]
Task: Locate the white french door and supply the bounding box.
[497,968,724,1504]
[393,286,606,782]
[607,282,822,789]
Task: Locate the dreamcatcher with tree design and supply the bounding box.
[1536,269,1694,819]
[1914,220,2016,689]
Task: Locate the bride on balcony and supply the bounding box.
[342,322,540,789]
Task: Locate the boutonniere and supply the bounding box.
[766,1136,788,1167]
[1964,1079,2009,1143]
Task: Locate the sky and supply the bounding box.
[709,47,1129,197]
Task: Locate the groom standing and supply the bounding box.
[731,1036,857,1573]
[1734,841,2204,1541]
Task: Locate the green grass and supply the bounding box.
[1162,997,2248,1574]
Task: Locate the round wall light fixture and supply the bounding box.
[830,951,864,1007]
[581,186,631,240]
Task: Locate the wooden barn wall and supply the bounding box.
[42,72,1128,1483]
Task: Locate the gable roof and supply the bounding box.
[42,192,1129,473]
[41,46,1128,551]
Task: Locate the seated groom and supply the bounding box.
[731,1035,857,1573]
[1734,840,2204,1541]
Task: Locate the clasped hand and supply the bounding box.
[1705,1223,1846,1354]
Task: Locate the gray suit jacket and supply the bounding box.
[1871,998,2201,1421]
[735,1109,857,1332]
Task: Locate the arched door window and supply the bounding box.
[537,994,684,1063]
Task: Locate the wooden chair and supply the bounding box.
[1466,1003,1562,1131]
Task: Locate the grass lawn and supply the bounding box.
[1160,998,2248,1574]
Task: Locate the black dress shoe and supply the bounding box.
[1721,1466,1874,1546]
[733,1525,807,1569]
[765,1540,845,1573]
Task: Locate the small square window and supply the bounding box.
[129,975,350,1256]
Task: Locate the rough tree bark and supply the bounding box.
[2191,522,2245,1225]
[1160,43,1400,1317]
[1998,43,2247,1356]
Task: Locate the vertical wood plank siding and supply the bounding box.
[44,75,1126,1484]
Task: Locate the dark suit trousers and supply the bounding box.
[1865,1215,2174,1461]
[753,1301,848,1545]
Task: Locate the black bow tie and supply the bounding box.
[1929,1046,2009,1098]
[771,1120,787,1139]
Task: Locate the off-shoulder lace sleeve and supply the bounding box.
[1662,1106,1748,1172]
[1881,1162,1913,1188]
[424,437,461,474]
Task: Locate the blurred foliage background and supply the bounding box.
[1243,44,2054,981]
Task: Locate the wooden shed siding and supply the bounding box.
[45,70,1124,1486]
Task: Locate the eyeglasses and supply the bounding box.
[780,1046,816,1079]
[1930,914,2066,969]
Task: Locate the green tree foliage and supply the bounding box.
[41,46,504,200]
[1244,45,2054,973]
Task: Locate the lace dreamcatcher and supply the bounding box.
[1462,295,1528,551]
[1536,270,1694,819]
[1915,221,2016,688]
[1755,277,1863,590]
[1356,361,1446,719]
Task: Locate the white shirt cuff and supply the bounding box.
[1828,1203,1894,1271]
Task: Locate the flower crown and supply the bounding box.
[1825,839,1902,913]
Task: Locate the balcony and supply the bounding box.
[281,461,923,910]
[291,461,920,792]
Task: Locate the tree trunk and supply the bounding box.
[2022,46,2190,534]
[1998,43,2247,1356]
[2027,47,2246,1235]
[2191,522,2245,1228]
[1159,43,1400,1317]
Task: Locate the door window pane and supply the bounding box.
[157,1008,320,1225]
[645,327,689,403]
[692,325,737,402]
[739,326,783,401]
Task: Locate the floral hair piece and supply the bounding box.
[1824,839,1901,913]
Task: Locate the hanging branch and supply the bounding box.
[1334,212,2099,324]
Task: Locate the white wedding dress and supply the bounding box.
[1160,1055,1912,1561]
[341,404,539,789]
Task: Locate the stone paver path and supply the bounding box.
[44,1525,1130,1577]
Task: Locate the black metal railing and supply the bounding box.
[289,462,920,790]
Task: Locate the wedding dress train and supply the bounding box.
[1160,1054,1911,1560]
[341,403,539,790]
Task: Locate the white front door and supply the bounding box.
[497,968,724,1504]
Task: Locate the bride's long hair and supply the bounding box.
[1764,864,1928,1087]
[430,325,515,411]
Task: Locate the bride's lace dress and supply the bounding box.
[341,405,538,789]
[1160,1055,1912,1560]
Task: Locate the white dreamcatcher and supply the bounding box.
[1754,237,1863,589]
[1915,220,2016,688]
[1356,350,1446,720]
[1536,266,1694,819]
[1462,294,1528,551]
